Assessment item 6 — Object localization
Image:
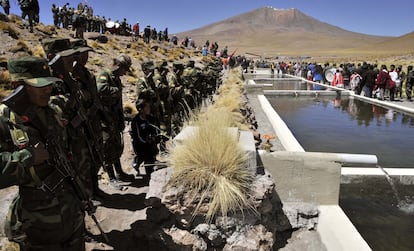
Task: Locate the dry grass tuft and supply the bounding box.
[32,44,45,58]
[168,109,255,222]
[89,57,104,67]
[0,21,19,39]
[0,69,10,85]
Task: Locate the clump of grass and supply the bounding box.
[0,21,19,39]
[89,57,104,67]
[168,108,255,222]
[32,44,45,58]
[89,40,106,51]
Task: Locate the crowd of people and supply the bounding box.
[249,60,414,101]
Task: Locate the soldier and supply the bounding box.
[1,0,10,15]
[51,3,59,26]
[70,38,107,198]
[0,56,86,250]
[41,38,104,201]
[18,0,36,32]
[167,61,185,134]
[181,60,200,110]
[97,54,135,187]
[136,61,161,126]
[143,25,151,43]
[72,10,86,38]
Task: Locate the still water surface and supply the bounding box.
[266,95,414,251]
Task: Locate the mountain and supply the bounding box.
[177,7,398,57]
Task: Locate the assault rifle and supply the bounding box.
[3,85,109,242]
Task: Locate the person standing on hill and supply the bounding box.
[18,0,36,32]
[1,0,10,15]
[130,99,159,178]
[97,54,135,187]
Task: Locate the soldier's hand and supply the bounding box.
[32,142,49,165]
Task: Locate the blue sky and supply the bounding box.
[6,0,414,37]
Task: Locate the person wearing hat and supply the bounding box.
[153,60,170,152]
[136,61,161,126]
[41,37,72,60]
[70,38,108,200]
[97,54,135,187]
[0,56,86,250]
[182,59,200,109]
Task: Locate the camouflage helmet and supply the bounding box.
[42,37,72,57]
[155,60,168,69]
[115,54,132,70]
[172,61,183,70]
[186,60,195,68]
[141,61,155,71]
[7,56,62,87]
[70,38,93,54]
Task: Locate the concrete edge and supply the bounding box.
[257,95,305,152]
[342,167,414,176]
[317,205,372,251]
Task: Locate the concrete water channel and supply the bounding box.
[244,69,414,251]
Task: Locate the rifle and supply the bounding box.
[45,135,109,243]
[2,85,109,243]
[49,52,105,166]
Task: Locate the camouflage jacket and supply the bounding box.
[0,103,84,244]
[97,69,124,130]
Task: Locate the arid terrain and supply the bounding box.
[177,7,414,63]
[0,6,414,250]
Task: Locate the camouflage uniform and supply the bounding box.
[71,39,106,196]
[181,60,201,109]
[136,61,161,126]
[18,0,36,32]
[167,62,185,134]
[1,0,10,15]
[153,60,171,135]
[51,4,59,26]
[43,38,97,198]
[97,55,132,183]
[1,56,85,251]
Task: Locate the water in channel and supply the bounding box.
[266,95,414,251]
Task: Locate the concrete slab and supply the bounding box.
[259,151,341,205]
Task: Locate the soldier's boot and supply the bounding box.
[114,159,135,181]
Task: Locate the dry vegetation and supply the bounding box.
[168,70,255,222]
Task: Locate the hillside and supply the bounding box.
[177,7,413,57]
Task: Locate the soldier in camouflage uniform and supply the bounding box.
[0,56,85,251]
[70,39,107,198]
[136,61,161,127]
[42,38,110,199]
[167,61,185,135]
[1,0,10,15]
[153,60,171,137]
[97,54,134,187]
[51,4,59,26]
[181,60,200,110]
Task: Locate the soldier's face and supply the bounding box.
[26,84,53,107]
